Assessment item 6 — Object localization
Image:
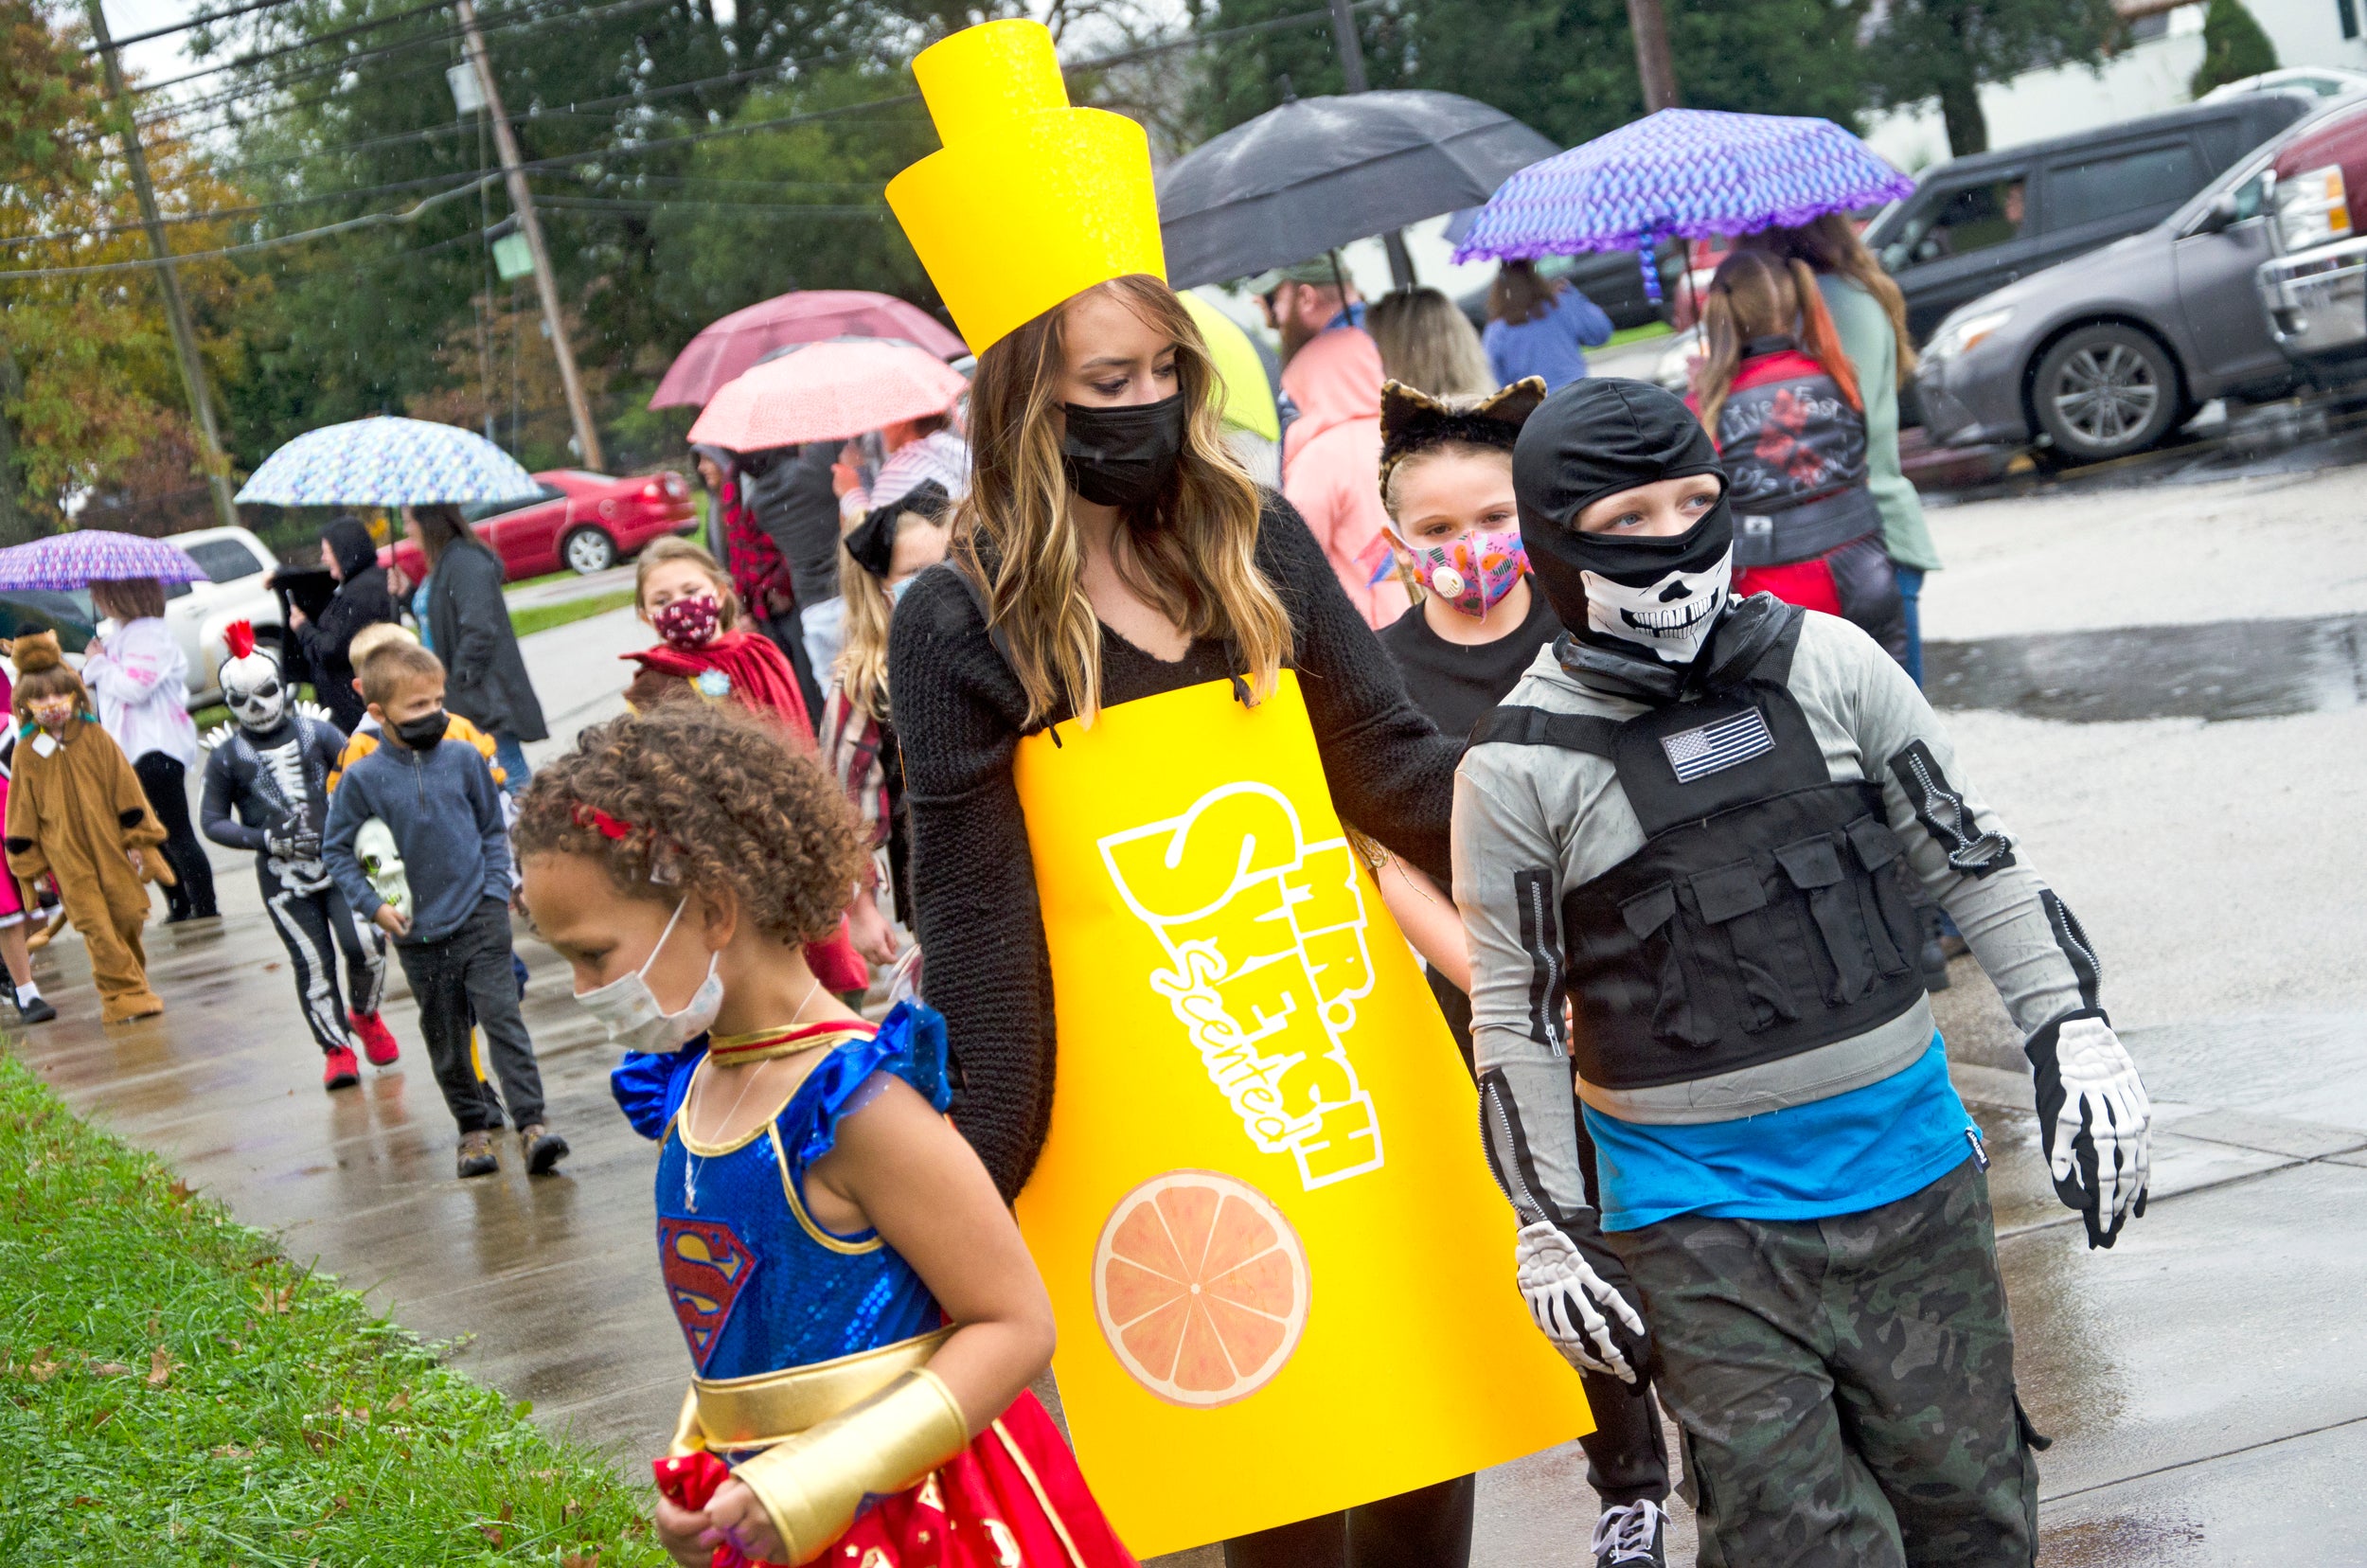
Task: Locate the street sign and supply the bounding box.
[490,232,534,282]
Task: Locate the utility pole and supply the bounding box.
[1326,0,1415,291]
[1625,0,1681,114]
[83,0,240,531]
[454,0,604,471]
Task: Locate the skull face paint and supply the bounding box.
[1578,552,1735,664]
[222,657,287,732]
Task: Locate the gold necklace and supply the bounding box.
[682,975,822,1212]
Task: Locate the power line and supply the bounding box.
[131,0,462,95]
[8,3,1378,266]
[0,174,497,281]
[85,0,306,54]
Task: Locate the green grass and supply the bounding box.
[0,1054,665,1566]
[1607,320,1674,347]
[509,588,638,640]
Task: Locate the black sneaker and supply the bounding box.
[456,1130,500,1179]
[520,1124,569,1176]
[1593,1500,1668,1567]
[13,993,56,1025]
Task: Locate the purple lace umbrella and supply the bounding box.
[0,529,205,591]
[1451,107,1915,302]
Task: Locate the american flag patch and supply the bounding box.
[1661,708,1775,783]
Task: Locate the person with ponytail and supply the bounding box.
[1687,249,1908,665]
[1736,215,1942,682]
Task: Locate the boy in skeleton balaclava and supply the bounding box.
[1454,379,2150,1566]
[199,622,400,1090]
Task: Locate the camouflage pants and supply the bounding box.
[1606,1161,2040,1567]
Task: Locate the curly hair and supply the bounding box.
[513,703,863,944]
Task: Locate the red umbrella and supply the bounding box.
[685,339,970,452]
[650,290,966,409]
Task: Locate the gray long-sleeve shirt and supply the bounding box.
[1453,607,2086,1218]
[324,736,510,944]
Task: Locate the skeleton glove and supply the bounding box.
[1515,1215,1651,1384]
[2026,1008,2152,1249]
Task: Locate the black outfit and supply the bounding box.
[424,536,548,743]
[133,752,218,920]
[395,897,545,1132]
[1376,587,1675,1521]
[200,714,385,1054]
[889,495,1468,1566]
[295,517,400,733]
[738,443,843,720]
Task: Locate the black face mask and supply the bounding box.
[1513,378,1736,665]
[392,709,451,751]
[1061,394,1186,509]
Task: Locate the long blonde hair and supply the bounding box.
[1692,250,1862,437]
[1735,213,1916,382]
[1367,287,1494,398]
[830,514,946,722]
[954,275,1291,726]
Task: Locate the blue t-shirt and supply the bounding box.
[1484,288,1615,392]
[1584,1036,1980,1232]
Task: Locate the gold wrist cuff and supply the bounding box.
[732,1367,970,1564]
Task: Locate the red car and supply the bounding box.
[380,469,695,582]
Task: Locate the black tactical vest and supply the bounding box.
[1474,611,1927,1092]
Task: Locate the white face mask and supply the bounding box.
[571,898,723,1055]
[1580,549,1734,665]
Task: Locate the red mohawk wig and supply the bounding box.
[223,619,256,660]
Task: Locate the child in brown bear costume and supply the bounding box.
[4,632,170,1022]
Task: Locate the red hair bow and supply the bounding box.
[572,803,636,842]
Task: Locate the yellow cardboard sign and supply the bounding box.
[1011,673,1591,1557]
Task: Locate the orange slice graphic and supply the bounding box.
[1092,1169,1308,1408]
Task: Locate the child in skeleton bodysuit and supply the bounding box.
[199,621,400,1089]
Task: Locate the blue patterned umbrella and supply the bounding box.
[234,416,542,508]
[1452,108,1915,300]
[0,530,205,591]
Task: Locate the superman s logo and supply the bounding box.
[658,1217,757,1372]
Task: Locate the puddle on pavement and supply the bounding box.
[1926,615,2364,722]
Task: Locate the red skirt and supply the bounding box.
[655,1389,1137,1568]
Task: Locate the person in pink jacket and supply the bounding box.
[1281,327,1411,629]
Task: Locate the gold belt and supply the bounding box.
[672,1326,956,1453]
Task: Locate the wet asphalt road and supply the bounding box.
[9,455,2367,1565]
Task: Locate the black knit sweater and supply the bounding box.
[886,495,1462,1200]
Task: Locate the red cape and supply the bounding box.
[625,628,812,740]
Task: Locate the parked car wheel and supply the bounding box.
[2029,323,2183,462]
[561,526,617,575]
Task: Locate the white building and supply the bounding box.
[1860,0,2367,171]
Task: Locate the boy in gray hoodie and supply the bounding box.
[324,639,565,1180]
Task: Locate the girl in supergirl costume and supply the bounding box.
[1685,249,1909,667]
[514,702,1134,1568]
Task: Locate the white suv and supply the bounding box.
[163,526,286,707]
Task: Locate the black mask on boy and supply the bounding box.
[1061,394,1186,509]
[392,710,451,752]
[1513,379,1736,666]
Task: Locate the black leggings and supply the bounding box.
[1223,1475,1475,1568]
[133,752,217,919]
[258,863,384,1054]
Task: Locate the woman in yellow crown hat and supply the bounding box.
[882,17,1593,1566]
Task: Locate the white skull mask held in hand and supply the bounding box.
[1579,552,1735,665]
[219,619,287,733]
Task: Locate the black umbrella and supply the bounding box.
[1157,90,1559,291]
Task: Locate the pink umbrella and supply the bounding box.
[685,338,970,452]
[650,290,966,409]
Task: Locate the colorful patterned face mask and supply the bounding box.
[1410,529,1526,618]
[652,592,721,650]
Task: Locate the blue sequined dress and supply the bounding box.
[611,1003,952,1378]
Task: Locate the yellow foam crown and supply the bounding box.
[888,20,1166,355]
